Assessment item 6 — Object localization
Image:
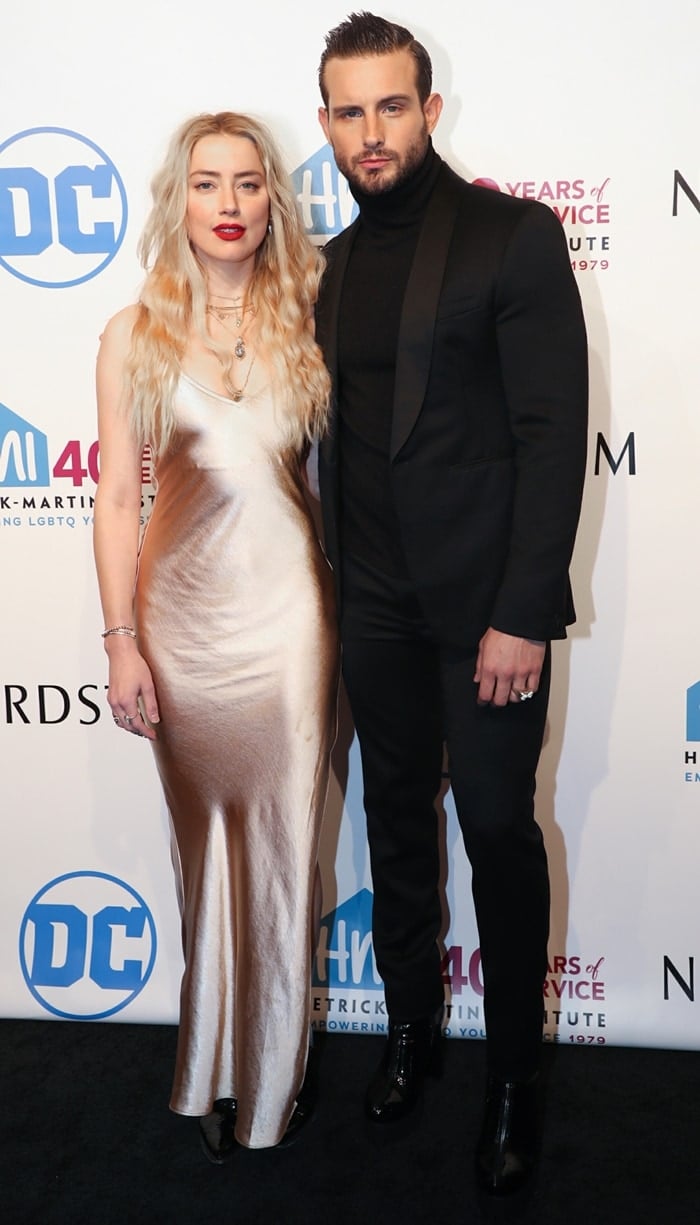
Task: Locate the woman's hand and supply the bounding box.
[106,638,160,739]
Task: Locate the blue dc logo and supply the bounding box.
[0,127,127,288]
[291,143,358,243]
[19,871,157,1019]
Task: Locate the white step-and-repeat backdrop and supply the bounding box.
[2,1,698,1050]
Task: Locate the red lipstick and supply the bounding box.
[213,224,245,242]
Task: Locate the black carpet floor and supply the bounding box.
[1,1019,698,1225]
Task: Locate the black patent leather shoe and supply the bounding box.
[475,1074,539,1196]
[276,1046,317,1148]
[365,1007,443,1124]
[199,1097,238,1165]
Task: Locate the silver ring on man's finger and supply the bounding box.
[123,714,135,724]
[518,690,535,701]
[113,715,120,724]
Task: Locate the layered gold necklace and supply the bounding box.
[206,293,258,400]
[206,294,256,360]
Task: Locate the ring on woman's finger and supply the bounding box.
[518,690,535,701]
[113,715,120,724]
[123,713,135,724]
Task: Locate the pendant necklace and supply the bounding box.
[230,352,256,402]
[206,295,255,360]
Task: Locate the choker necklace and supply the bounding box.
[206,301,253,324]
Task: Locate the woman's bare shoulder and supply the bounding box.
[101,302,141,342]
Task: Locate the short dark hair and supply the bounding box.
[318,11,433,106]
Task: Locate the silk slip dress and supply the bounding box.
[135,371,338,1148]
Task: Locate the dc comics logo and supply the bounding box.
[19,871,156,1019]
[0,127,127,287]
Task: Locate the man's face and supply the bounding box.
[319,48,442,195]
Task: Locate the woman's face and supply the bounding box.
[186,133,270,282]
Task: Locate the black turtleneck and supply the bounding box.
[337,143,442,577]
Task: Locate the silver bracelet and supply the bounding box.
[101,625,136,639]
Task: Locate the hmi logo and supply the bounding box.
[314,888,382,990]
[0,403,49,487]
[0,127,127,287]
[291,143,358,244]
[687,681,700,742]
[19,871,156,1019]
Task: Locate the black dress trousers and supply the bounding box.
[340,552,551,1081]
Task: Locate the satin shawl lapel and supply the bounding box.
[390,165,461,461]
[318,220,359,468]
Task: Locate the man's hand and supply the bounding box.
[473,628,546,707]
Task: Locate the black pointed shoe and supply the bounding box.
[475,1074,539,1196]
[365,1008,443,1124]
[199,1097,238,1165]
[276,1045,318,1148]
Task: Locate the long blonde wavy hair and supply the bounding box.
[125,112,330,457]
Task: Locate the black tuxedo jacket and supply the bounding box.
[316,159,589,648]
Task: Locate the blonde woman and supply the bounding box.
[94,113,338,1163]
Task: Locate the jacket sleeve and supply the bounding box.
[487,201,589,640]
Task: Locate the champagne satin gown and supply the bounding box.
[134,371,338,1148]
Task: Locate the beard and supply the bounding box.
[335,126,430,197]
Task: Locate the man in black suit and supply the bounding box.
[316,12,588,1195]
